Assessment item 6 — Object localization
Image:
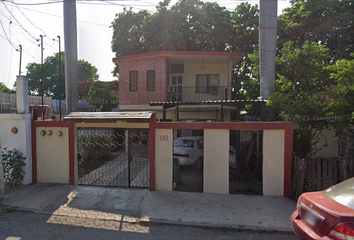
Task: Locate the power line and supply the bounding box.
[0,20,17,49]
[1,1,38,40]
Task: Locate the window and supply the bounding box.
[130,71,138,92]
[171,64,184,73]
[147,70,155,91]
[196,74,219,93]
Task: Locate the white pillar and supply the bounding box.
[16,76,29,114]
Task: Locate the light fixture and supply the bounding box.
[57,131,63,137]
[47,130,53,136]
[200,59,206,70]
[40,130,46,136]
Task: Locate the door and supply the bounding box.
[171,75,183,102]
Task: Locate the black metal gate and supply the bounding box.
[229,130,263,195]
[77,128,149,188]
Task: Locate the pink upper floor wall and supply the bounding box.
[119,56,168,105]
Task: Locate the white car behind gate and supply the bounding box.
[173,136,237,171]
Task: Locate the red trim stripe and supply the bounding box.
[113,51,245,62]
[31,122,37,183]
[149,113,157,191]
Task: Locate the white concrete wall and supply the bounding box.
[204,129,229,194]
[155,129,173,191]
[0,114,32,185]
[36,127,70,184]
[263,130,285,196]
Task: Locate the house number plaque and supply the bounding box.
[159,135,169,141]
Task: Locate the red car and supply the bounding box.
[291,177,354,239]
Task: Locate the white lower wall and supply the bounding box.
[204,129,229,194]
[263,130,285,196]
[36,127,70,184]
[0,114,32,185]
[155,129,173,191]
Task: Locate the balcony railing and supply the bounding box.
[167,86,228,102]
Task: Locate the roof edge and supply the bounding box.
[112,51,245,63]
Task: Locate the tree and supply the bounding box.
[0,82,16,94]
[278,0,354,61]
[326,53,354,132]
[26,52,99,99]
[85,81,118,111]
[268,41,332,157]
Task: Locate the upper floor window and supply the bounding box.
[196,74,219,93]
[171,64,184,73]
[130,71,138,92]
[147,70,155,91]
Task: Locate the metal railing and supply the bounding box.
[167,86,228,102]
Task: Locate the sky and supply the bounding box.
[0,0,291,90]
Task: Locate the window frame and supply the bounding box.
[196,74,219,93]
[130,71,138,92]
[147,70,155,91]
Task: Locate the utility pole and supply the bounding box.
[18,44,22,76]
[40,35,44,121]
[58,36,62,121]
[64,0,79,115]
[259,0,277,99]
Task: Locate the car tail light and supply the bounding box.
[329,223,354,240]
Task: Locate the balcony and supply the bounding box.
[166,86,228,102]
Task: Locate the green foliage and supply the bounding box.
[1,148,26,187]
[86,81,118,111]
[326,53,354,132]
[0,83,16,94]
[268,41,332,157]
[80,134,112,162]
[278,0,354,60]
[26,52,99,99]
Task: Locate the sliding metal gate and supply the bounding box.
[77,128,149,188]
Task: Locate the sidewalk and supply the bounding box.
[0,183,296,232]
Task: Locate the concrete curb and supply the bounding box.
[138,218,294,234]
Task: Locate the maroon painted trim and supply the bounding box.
[149,113,156,191]
[284,124,293,198]
[113,51,245,62]
[68,123,75,185]
[31,122,37,183]
[31,121,75,185]
[154,122,292,130]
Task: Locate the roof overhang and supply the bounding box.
[150,99,267,109]
[64,111,153,123]
[113,51,245,66]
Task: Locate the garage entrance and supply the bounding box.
[229,130,263,195]
[173,130,204,192]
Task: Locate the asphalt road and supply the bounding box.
[0,211,298,240]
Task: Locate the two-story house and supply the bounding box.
[113,51,245,121]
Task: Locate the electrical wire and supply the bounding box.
[1,1,38,40]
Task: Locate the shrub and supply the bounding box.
[1,148,26,187]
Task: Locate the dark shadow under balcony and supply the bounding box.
[167,86,228,102]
